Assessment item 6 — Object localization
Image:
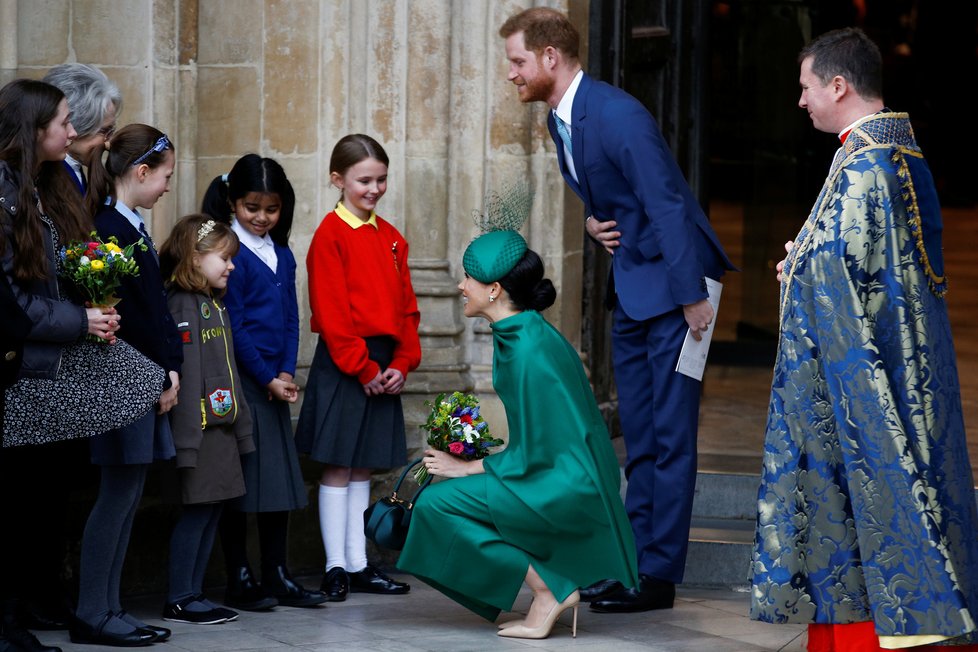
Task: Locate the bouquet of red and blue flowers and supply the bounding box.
[415,391,503,483]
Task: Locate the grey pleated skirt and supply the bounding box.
[295,336,407,470]
[228,374,308,513]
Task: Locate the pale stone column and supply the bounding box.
[148,0,183,238]
[400,1,470,448]
[0,0,18,84]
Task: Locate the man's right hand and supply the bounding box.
[586,216,621,255]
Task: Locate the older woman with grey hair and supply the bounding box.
[42,63,121,195]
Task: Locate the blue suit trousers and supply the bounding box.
[611,302,699,583]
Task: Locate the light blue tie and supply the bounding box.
[554,113,573,155]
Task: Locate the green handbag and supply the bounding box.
[363,458,432,550]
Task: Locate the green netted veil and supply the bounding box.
[462,179,533,283]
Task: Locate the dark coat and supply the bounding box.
[0,269,32,399]
[0,162,87,380]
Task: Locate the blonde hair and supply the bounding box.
[160,213,239,294]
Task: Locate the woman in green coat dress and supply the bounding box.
[397,230,639,640]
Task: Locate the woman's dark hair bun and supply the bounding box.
[498,249,556,312]
[527,278,556,311]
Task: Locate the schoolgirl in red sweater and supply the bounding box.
[295,134,421,601]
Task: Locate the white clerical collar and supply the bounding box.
[554,69,584,126]
[65,154,84,183]
[108,198,146,233]
[839,112,879,142]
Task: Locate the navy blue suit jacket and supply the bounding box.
[94,206,182,382]
[62,160,85,195]
[549,74,734,321]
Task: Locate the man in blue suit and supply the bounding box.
[500,8,734,613]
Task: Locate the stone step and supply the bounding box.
[685,469,758,588]
[683,471,978,588]
[692,469,759,521]
[685,517,754,588]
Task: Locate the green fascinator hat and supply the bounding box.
[462,230,528,283]
[463,178,533,283]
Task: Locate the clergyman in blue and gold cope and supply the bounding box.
[750,27,978,649]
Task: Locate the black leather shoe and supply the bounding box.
[68,613,155,647]
[1,600,61,652]
[1,625,62,652]
[19,601,72,632]
[116,611,170,643]
[161,596,234,625]
[321,567,349,602]
[348,564,410,595]
[225,566,278,611]
[139,624,170,643]
[590,575,675,613]
[579,578,624,602]
[262,566,327,608]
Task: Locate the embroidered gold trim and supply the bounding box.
[781,114,948,322]
[893,147,947,296]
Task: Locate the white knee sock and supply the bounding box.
[318,484,348,571]
[346,480,371,573]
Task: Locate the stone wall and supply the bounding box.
[1,0,589,584]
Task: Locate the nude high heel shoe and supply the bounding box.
[497,618,523,630]
[497,590,580,639]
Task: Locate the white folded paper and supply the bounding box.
[675,278,723,381]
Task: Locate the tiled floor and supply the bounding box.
[36,576,807,651]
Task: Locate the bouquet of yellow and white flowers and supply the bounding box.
[60,232,146,308]
[415,391,502,483]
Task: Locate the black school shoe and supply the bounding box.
[1,603,63,652]
[20,598,73,631]
[348,565,410,595]
[2,623,64,652]
[320,567,349,602]
[225,566,278,611]
[68,613,156,647]
[161,595,237,625]
[261,566,327,608]
[116,611,170,643]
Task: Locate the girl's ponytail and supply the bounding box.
[85,124,173,217]
[201,174,233,224]
[85,140,112,216]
